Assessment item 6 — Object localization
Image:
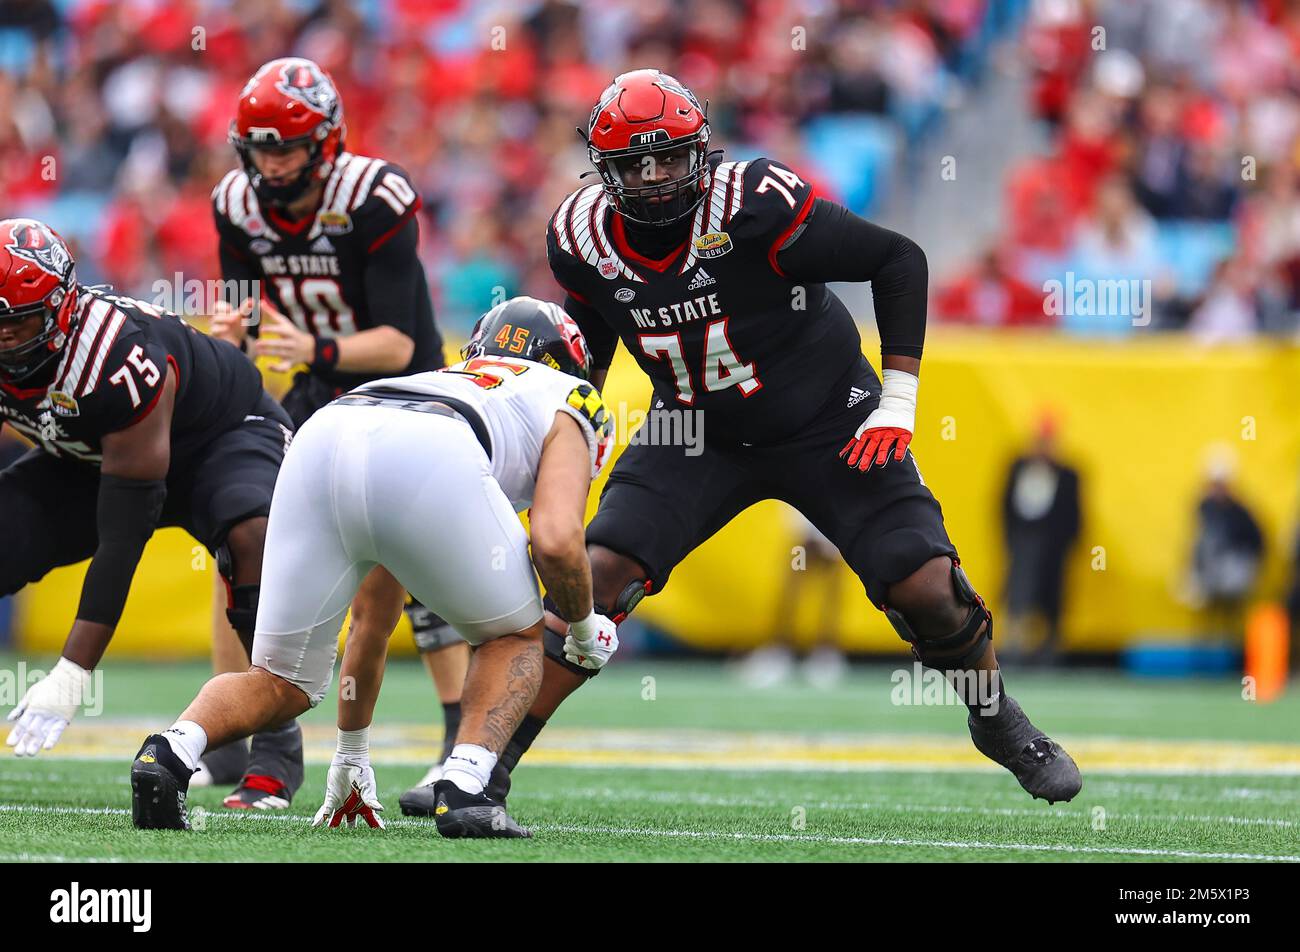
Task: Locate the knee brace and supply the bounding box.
[226,584,259,657]
[542,579,652,678]
[216,544,258,656]
[406,599,463,652]
[884,560,992,670]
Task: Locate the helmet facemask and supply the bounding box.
[0,284,72,384]
[591,132,711,228]
[231,127,332,208]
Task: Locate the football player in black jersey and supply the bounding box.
[0,218,302,804]
[207,57,469,804]
[480,70,1082,808]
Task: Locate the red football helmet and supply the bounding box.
[0,218,78,383]
[583,69,713,226]
[230,57,345,207]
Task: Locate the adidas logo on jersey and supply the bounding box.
[847,386,869,408]
[686,268,716,291]
[310,235,335,253]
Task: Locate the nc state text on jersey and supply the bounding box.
[629,292,723,329]
[258,254,342,277]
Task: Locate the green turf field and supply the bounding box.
[1,654,1297,862]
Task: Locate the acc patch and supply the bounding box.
[47,390,79,417]
[694,232,732,258]
[250,238,274,254]
[614,287,636,303]
[319,210,352,235]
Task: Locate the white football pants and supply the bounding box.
[251,402,542,706]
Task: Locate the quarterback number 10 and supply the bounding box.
[640,318,761,406]
[108,345,161,409]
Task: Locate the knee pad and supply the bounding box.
[406,600,463,652]
[608,579,652,624]
[542,625,595,679]
[541,579,652,677]
[226,583,259,657]
[884,560,992,670]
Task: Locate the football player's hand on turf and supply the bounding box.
[5,657,92,757]
[208,298,257,348]
[840,369,918,473]
[312,763,386,829]
[253,300,317,373]
[564,612,619,670]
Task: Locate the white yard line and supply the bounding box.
[0,803,1295,862]
[536,824,1300,862]
[518,787,1297,827]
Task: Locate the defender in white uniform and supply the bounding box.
[132,298,617,838]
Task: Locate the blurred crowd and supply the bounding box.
[0,0,1018,333]
[1,0,1294,338]
[937,0,1300,338]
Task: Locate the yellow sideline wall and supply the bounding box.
[14,331,1300,656]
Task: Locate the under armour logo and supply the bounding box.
[598,633,612,646]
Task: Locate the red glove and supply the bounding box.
[839,370,918,473]
[841,425,912,471]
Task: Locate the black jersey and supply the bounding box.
[213,151,444,391]
[547,157,864,446]
[0,286,266,466]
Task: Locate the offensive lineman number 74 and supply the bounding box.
[640,318,762,405]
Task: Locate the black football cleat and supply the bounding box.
[405,759,513,815]
[967,695,1083,804]
[431,779,530,839]
[131,734,193,830]
[398,778,440,817]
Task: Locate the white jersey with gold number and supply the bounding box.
[354,355,614,511]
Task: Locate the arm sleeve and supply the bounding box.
[75,475,166,627]
[776,198,929,359]
[564,293,618,372]
[213,198,261,299]
[214,207,263,341]
[362,214,423,338]
[217,239,259,290]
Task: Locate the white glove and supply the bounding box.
[312,763,386,829]
[564,612,619,670]
[6,657,92,757]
